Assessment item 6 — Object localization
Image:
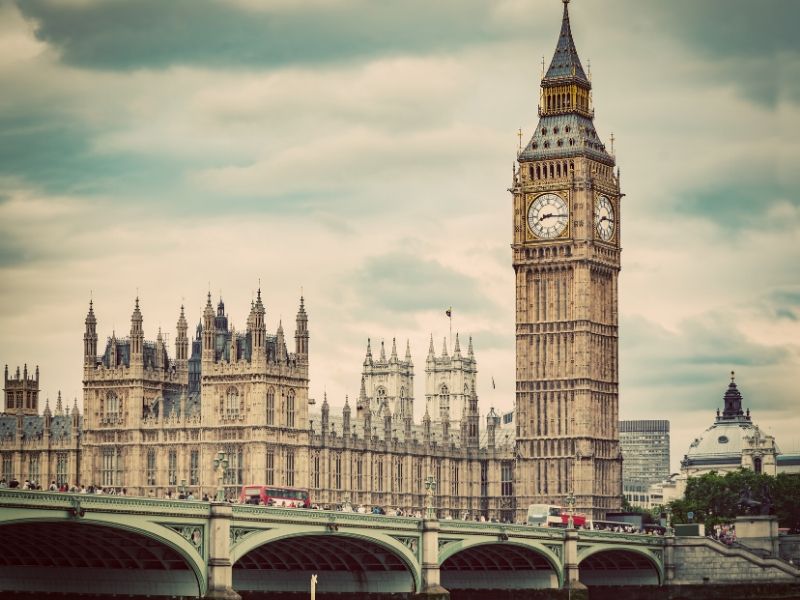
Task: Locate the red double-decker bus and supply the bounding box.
[526,504,587,528]
[239,485,310,508]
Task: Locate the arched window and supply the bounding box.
[266,388,275,425]
[106,391,120,421]
[440,384,449,420]
[754,457,762,474]
[375,386,387,412]
[146,448,156,485]
[225,387,240,417]
[286,389,295,428]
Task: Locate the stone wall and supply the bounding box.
[779,534,800,565]
[672,538,799,584]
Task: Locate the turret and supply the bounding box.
[486,407,499,451]
[453,333,462,359]
[466,382,480,450]
[343,396,351,440]
[109,331,118,367]
[176,305,189,364]
[321,392,330,441]
[405,340,413,365]
[423,407,432,446]
[84,300,98,365]
[441,337,449,359]
[155,327,165,370]
[276,321,287,361]
[130,297,144,364]
[55,390,64,416]
[468,336,474,359]
[202,292,215,362]
[390,338,398,363]
[43,396,52,429]
[363,402,372,440]
[379,340,386,362]
[364,339,373,367]
[252,288,266,359]
[357,375,368,413]
[295,296,309,360]
[71,397,81,429]
[426,334,435,365]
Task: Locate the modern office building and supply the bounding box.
[619,420,670,507]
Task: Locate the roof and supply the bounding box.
[544,0,589,84]
[518,113,613,164]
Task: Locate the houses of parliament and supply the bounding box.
[0,1,622,521]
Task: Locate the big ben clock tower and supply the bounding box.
[512,0,622,519]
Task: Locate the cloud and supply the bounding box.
[349,251,497,316]
[15,0,519,71]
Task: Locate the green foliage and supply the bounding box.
[667,470,800,531]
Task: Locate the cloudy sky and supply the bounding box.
[1,0,798,471]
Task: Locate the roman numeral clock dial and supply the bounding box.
[594,195,615,242]
[527,193,569,240]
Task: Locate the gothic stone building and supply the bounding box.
[511,0,623,518]
[1,2,622,521]
[77,293,518,520]
[1,365,82,487]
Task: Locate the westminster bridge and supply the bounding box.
[0,490,798,599]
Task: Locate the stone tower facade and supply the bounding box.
[4,364,40,416]
[357,338,415,427]
[1,365,81,489]
[80,290,310,495]
[511,0,622,519]
[425,334,477,433]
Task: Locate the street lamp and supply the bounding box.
[424,475,437,520]
[213,451,229,502]
[565,491,577,529]
[665,505,673,536]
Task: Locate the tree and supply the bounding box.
[667,470,800,532]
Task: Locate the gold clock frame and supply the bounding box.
[526,191,571,242]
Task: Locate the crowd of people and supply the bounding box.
[710,523,737,545]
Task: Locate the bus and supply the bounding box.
[239,485,311,508]
[526,504,587,528]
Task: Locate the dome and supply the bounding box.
[686,420,759,461]
[682,372,779,473]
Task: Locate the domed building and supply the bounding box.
[681,372,778,477]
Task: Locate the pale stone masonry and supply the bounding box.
[0,2,622,521]
[3,291,514,520]
[511,0,623,518]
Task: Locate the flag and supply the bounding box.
[492,377,496,390]
[445,307,452,317]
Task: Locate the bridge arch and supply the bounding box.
[577,544,662,587]
[232,526,420,594]
[439,540,562,590]
[0,517,206,597]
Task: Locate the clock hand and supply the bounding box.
[538,213,568,222]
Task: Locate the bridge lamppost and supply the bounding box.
[424,476,437,520]
[665,505,673,536]
[565,491,577,529]
[213,451,229,502]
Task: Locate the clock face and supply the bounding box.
[594,195,615,242]
[527,193,569,240]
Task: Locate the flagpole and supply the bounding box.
[448,307,452,350]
